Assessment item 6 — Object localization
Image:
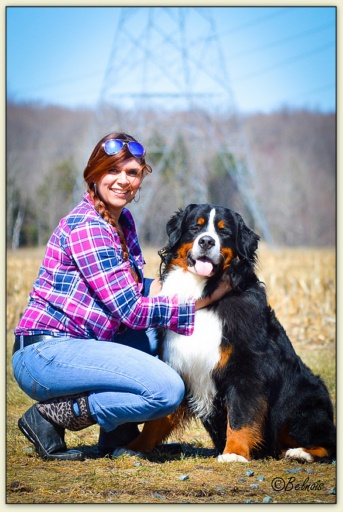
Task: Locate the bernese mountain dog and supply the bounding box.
[126,203,336,462]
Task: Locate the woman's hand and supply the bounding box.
[195,276,232,311]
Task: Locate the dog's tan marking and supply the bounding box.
[197,217,205,225]
[125,406,191,454]
[218,220,225,229]
[222,402,267,460]
[168,242,194,271]
[223,425,262,460]
[215,346,233,370]
[221,248,234,269]
[303,446,329,458]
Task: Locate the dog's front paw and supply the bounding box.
[217,453,249,463]
[284,448,314,462]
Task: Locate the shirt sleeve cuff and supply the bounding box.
[172,298,196,336]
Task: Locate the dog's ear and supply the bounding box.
[228,214,260,291]
[166,204,197,247]
[235,215,260,261]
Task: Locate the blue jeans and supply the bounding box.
[12,329,185,432]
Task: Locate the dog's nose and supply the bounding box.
[198,235,215,251]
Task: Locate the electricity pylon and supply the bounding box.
[80,7,272,244]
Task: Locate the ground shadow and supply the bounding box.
[80,442,217,462]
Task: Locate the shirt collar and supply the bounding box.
[82,191,132,230]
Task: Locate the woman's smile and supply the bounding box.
[110,187,130,196]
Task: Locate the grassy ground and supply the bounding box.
[6,245,336,504]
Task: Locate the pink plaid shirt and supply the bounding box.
[15,193,195,341]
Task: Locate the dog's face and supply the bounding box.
[160,204,260,290]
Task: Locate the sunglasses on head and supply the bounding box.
[103,139,146,158]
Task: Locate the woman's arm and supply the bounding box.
[148,277,232,310]
[66,222,195,334]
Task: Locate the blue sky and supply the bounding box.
[6,5,336,114]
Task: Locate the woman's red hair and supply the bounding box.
[83,132,152,280]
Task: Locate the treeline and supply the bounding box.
[6,102,335,248]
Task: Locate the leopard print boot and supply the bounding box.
[36,393,96,431]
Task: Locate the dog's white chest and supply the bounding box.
[161,269,222,418]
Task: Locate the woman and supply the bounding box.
[12,132,231,461]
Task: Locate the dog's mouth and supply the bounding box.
[187,253,218,277]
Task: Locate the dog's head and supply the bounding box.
[159,203,260,292]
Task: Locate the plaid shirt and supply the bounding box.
[15,193,195,341]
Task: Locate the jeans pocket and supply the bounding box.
[13,358,51,401]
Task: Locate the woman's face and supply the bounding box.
[96,157,143,220]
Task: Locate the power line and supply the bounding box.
[11,38,334,104]
[284,83,335,106]
[226,21,334,61]
[9,70,104,95]
[218,6,294,37]
[234,41,335,82]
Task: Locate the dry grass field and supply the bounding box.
[6,245,336,504]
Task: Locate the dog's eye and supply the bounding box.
[217,224,232,236]
[190,225,202,234]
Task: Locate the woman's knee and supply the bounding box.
[153,365,185,415]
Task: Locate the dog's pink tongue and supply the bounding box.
[195,259,213,276]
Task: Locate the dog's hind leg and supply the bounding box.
[283,445,333,463]
[278,416,336,462]
[125,405,189,455]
